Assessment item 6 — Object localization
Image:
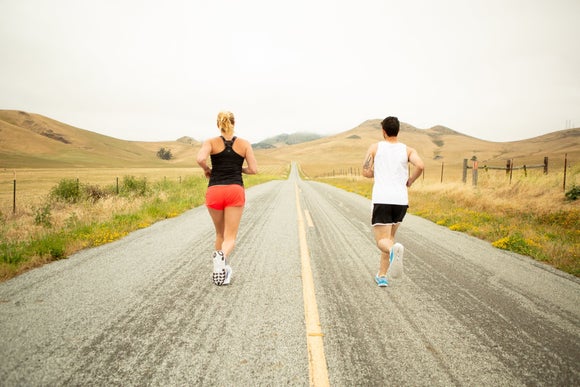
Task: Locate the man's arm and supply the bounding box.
[406,146,425,187]
[362,144,377,178]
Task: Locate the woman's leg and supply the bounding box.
[221,206,244,257]
[207,207,225,251]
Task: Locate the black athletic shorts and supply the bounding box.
[371,204,408,226]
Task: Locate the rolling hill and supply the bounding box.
[1,110,578,180]
[259,119,580,179]
[0,110,200,168]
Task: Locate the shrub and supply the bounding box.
[565,185,579,201]
[121,176,148,196]
[51,178,81,203]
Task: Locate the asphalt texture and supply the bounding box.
[0,165,578,386]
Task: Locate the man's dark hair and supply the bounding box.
[381,116,400,137]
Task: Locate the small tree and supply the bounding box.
[157,147,173,160]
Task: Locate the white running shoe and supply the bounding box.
[388,243,405,279]
[223,265,233,285]
[212,250,226,285]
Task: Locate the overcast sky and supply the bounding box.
[1,0,579,143]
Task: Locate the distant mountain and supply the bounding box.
[253,132,323,149]
[176,136,197,144]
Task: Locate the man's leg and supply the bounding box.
[373,223,400,276]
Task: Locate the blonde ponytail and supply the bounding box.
[217,111,235,136]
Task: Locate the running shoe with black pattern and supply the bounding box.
[212,250,226,285]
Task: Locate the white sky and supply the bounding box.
[1,0,579,143]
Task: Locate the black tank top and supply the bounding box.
[208,136,245,187]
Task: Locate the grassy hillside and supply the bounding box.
[0,110,200,168]
[1,110,578,182]
[260,119,580,181]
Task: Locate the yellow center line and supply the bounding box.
[295,183,330,387]
[304,209,315,228]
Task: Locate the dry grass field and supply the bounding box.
[0,168,197,208]
[0,166,287,281]
[1,110,578,278]
[318,166,579,276]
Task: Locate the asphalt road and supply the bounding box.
[0,164,578,386]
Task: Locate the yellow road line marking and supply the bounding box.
[304,210,314,228]
[295,183,330,387]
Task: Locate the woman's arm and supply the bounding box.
[196,140,213,178]
[242,140,258,175]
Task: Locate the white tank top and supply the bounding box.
[371,141,409,205]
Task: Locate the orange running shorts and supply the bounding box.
[205,184,245,210]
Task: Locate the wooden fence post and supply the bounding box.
[563,153,568,192]
[13,179,16,214]
[509,159,514,184]
[462,159,468,183]
[472,160,478,186]
[506,160,511,176]
[544,157,548,174]
[440,162,444,183]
